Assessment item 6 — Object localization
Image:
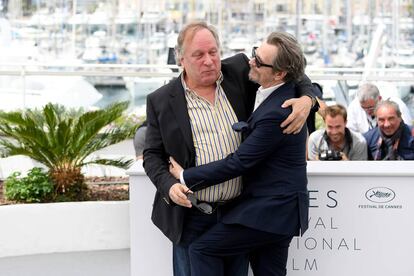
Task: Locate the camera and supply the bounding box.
[318,150,342,161]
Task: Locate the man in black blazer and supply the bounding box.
[169,31,309,276]
[144,22,315,276]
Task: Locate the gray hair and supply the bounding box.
[357,83,380,102]
[375,99,402,118]
[175,21,220,66]
[266,31,305,82]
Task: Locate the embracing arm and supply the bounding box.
[181,118,286,191]
[281,74,317,134]
[295,74,315,98]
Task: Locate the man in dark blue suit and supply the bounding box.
[169,31,309,276]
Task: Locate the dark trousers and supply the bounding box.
[189,222,294,276]
[173,208,249,276]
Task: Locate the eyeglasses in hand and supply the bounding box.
[186,192,214,215]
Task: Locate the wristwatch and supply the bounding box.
[305,94,318,109]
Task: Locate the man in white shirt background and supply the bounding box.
[347,83,412,134]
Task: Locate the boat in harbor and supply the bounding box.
[0,18,102,111]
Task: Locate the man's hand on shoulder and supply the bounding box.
[169,183,192,208]
[281,96,312,134]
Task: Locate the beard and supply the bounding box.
[329,134,344,144]
[248,69,259,84]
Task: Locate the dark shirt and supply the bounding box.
[363,124,414,160]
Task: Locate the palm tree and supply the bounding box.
[0,102,135,201]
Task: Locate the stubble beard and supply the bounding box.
[248,69,259,84]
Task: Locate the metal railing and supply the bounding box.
[1,63,414,79]
[0,63,413,113]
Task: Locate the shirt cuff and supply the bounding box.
[179,170,185,185]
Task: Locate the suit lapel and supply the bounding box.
[168,79,195,156]
[247,82,294,124]
[221,78,247,121]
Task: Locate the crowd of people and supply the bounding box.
[134,20,414,276]
[135,82,414,163]
[309,82,413,161]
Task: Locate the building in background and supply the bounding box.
[0,0,413,115]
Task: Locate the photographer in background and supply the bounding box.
[347,83,412,133]
[308,104,367,160]
[364,100,414,160]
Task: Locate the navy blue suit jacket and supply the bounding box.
[183,82,309,236]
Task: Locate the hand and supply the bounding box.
[316,97,328,119]
[341,152,349,161]
[281,96,312,134]
[169,183,192,208]
[169,157,183,180]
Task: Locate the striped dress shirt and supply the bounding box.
[182,73,242,202]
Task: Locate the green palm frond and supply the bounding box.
[0,110,32,126]
[71,102,128,151]
[83,157,134,169]
[42,104,60,147]
[0,101,133,171]
[80,126,135,160]
[0,113,57,167]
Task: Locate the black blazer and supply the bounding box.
[183,82,309,236]
[144,53,314,243]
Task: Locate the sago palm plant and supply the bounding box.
[0,102,135,201]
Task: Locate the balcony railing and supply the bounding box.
[0,63,413,114]
[1,63,413,79]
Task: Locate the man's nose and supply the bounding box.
[249,58,255,66]
[203,54,213,65]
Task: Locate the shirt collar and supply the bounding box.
[256,82,285,102]
[253,82,285,111]
[257,82,285,97]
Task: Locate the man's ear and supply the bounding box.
[174,47,181,66]
[274,71,287,81]
[179,57,185,67]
